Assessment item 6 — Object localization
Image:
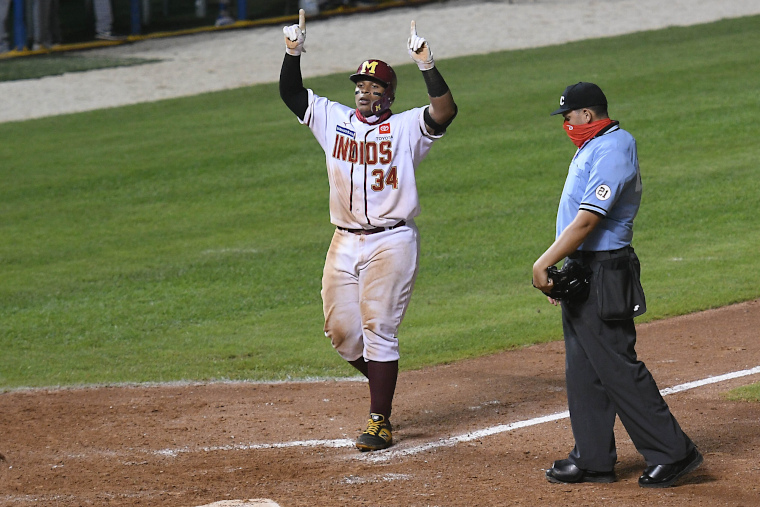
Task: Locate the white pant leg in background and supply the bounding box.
[93,0,112,34]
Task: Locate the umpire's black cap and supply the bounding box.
[550,82,608,116]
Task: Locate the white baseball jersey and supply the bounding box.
[299,89,444,229]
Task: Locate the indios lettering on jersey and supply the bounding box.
[332,134,392,166]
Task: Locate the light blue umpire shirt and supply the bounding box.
[556,123,643,251]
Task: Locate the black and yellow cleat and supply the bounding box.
[355,413,393,451]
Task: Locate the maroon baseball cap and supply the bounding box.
[550,82,608,116]
[350,59,397,97]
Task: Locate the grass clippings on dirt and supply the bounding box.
[0,54,160,82]
[726,383,760,402]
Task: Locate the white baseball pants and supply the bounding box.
[322,222,419,362]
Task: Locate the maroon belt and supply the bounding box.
[337,221,406,235]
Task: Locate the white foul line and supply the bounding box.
[363,365,760,462]
[659,366,760,395]
[155,438,354,457]
[153,366,760,460]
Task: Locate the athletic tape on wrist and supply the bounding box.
[422,67,449,98]
[416,59,435,71]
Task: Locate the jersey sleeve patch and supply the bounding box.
[595,184,612,201]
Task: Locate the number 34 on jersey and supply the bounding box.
[332,126,399,191]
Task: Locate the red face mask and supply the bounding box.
[356,108,392,125]
[563,118,613,148]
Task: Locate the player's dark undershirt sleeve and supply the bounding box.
[279,54,308,120]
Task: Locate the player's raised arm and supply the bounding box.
[280,9,308,120]
[408,21,457,134]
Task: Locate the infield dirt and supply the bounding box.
[1,300,759,505]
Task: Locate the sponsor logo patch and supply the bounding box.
[379,123,391,134]
[336,125,355,138]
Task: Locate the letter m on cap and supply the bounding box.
[361,61,379,75]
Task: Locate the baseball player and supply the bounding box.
[279,10,457,451]
[532,82,702,487]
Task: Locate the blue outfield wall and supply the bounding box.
[11,0,26,50]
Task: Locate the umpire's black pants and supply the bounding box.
[561,246,695,471]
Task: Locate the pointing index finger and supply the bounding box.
[410,20,417,38]
[299,8,306,32]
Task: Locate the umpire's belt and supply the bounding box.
[569,245,632,261]
[337,221,406,235]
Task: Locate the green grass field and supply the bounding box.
[1,15,759,390]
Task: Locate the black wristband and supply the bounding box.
[422,67,450,98]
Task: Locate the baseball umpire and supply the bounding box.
[279,10,457,451]
[532,82,702,487]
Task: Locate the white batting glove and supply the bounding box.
[283,9,306,56]
[408,20,434,71]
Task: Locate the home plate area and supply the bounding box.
[198,500,280,507]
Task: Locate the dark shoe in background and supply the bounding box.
[639,448,703,488]
[545,459,616,484]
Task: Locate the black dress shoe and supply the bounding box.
[545,459,616,484]
[638,448,703,488]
